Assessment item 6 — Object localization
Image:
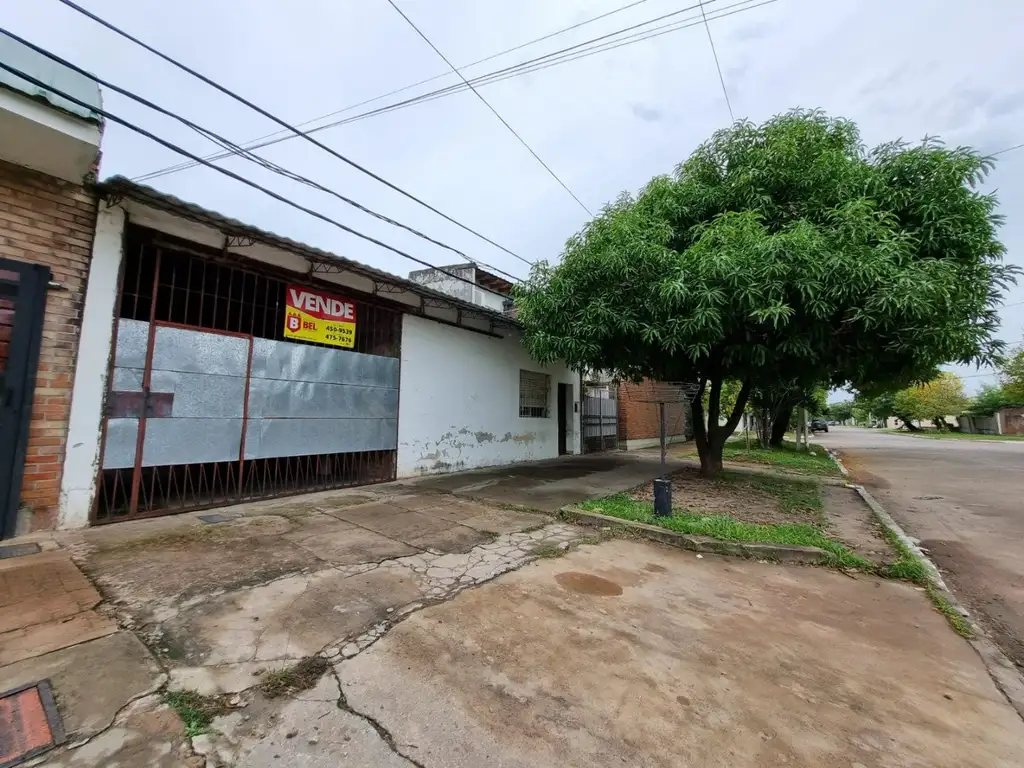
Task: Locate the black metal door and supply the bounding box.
[557,383,569,455]
[0,259,49,539]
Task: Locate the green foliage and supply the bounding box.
[1001,349,1024,403]
[966,383,1018,416]
[164,690,227,737]
[515,110,1016,470]
[829,400,855,421]
[579,495,872,570]
[892,372,969,424]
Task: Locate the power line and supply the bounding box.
[383,0,594,216]
[0,28,523,289]
[992,143,1024,157]
[698,0,735,123]
[134,0,704,182]
[134,0,743,183]
[55,0,532,268]
[0,56,521,305]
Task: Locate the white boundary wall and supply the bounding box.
[397,314,579,476]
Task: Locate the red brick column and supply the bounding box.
[0,159,97,531]
[618,379,687,446]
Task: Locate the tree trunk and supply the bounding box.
[769,404,794,447]
[693,378,752,478]
[896,415,920,431]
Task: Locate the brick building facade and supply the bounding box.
[617,379,689,450]
[0,159,97,532]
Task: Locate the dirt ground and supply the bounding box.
[627,466,823,526]
[337,538,1024,768]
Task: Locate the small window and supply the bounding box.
[519,369,550,418]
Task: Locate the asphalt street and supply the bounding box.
[818,427,1024,668]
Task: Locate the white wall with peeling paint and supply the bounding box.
[397,314,579,476]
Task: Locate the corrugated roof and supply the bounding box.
[96,176,519,328]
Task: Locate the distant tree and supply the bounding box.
[892,373,970,430]
[965,384,1016,416]
[830,400,855,422]
[516,110,1016,476]
[1001,349,1024,403]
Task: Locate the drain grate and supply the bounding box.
[0,544,41,560]
[0,680,65,767]
[198,513,233,524]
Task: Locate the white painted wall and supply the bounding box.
[58,205,124,529]
[397,314,579,476]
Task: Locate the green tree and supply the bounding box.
[1001,349,1024,402]
[830,400,855,422]
[892,373,969,429]
[515,111,1015,476]
[966,384,1015,416]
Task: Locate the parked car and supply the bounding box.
[810,418,829,433]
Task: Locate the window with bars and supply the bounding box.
[519,369,550,418]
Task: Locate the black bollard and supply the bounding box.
[653,477,672,517]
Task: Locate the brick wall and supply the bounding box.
[618,379,688,444]
[1000,407,1024,436]
[0,159,97,531]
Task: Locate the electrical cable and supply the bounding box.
[0,28,525,288]
[134,0,744,182]
[383,0,593,216]
[698,0,735,123]
[55,0,533,268]
[0,56,522,304]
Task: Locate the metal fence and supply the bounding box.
[581,385,618,453]
[93,227,402,523]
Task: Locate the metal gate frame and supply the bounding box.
[0,258,50,539]
[581,384,619,454]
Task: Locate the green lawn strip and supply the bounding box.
[579,495,872,571]
[719,439,841,477]
[883,429,1024,441]
[728,470,823,517]
[926,583,974,639]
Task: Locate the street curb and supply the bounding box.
[559,507,826,564]
[827,450,1024,721]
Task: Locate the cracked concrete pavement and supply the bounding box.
[14,479,589,766]
[6,450,1023,766]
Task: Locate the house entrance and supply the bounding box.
[0,258,49,539]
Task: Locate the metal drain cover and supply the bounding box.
[0,680,65,766]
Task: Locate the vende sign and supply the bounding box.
[283,284,357,348]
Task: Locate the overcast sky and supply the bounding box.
[6,0,1022,393]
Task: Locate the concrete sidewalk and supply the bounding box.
[4,449,1020,766]
[397,450,686,511]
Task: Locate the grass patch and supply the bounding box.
[164,690,228,737]
[259,656,330,698]
[873,521,929,584]
[926,583,974,639]
[530,543,569,559]
[883,428,1024,441]
[717,439,842,477]
[579,495,872,570]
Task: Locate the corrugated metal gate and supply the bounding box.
[581,384,618,453]
[93,227,401,523]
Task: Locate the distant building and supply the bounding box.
[408,263,516,315]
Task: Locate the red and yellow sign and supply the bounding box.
[284,284,357,348]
